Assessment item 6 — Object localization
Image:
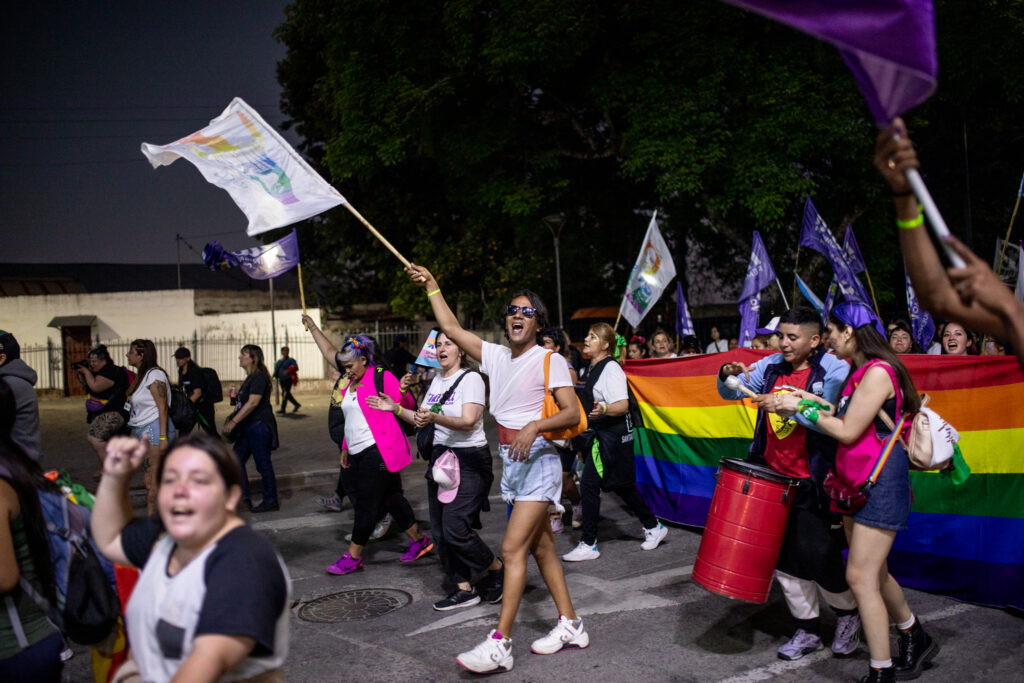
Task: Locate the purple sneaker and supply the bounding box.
[400,535,434,563]
[326,552,363,575]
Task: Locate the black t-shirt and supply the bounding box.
[92,363,130,415]
[235,371,278,448]
[120,517,287,659]
[178,363,206,404]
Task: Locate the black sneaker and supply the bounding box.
[480,559,504,604]
[433,589,481,612]
[251,501,280,513]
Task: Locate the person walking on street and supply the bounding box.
[408,263,588,675]
[125,339,175,513]
[77,344,131,473]
[0,331,43,464]
[174,347,218,436]
[274,347,301,415]
[224,345,280,513]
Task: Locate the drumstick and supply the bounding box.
[724,375,758,399]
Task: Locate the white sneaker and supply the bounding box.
[530,615,589,654]
[562,541,600,562]
[640,522,668,550]
[315,492,343,512]
[456,630,514,673]
[371,514,393,540]
[830,613,861,656]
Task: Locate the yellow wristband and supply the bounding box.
[896,206,924,230]
[159,437,167,441]
[601,403,607,414]
[395,406,402,417]
[427,289,441,297]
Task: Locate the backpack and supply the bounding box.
[4,486,120,646]
[373,366,416,437]
[169,386,197,433]
[201,366,223,403]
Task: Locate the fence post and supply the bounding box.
[47,337,57,390]
[193,330,199,364]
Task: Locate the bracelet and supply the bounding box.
[400,388,408,396]
[159,437,167,441]
[600,403,607,414]
[395,406,402,417]
[427,289,441,297]
[896,206,924,230]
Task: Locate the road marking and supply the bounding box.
[718,602,978,683]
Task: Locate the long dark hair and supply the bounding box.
[0,382,57,605]
[830,315,921,413]
[127,339,167,396]
[241,344,271,379]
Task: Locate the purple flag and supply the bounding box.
[738,293,762,348]
[842,224,866,274]
[675,281,695,337]
[738,231,777,346]
[823,278,838,321]
[905,267,935,350]
[722,1,938,125]
[800,199,871,305]
[226,229,300,280]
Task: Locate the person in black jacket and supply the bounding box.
[173,347,217,437]
[78,344,131,471]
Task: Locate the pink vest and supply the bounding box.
[836,359,904,487]
[341,365,416,472]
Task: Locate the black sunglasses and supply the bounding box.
[505,305,537,318]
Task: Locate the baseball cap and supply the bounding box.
[431,450,461,504]
[173,347,191,360]
[0,331,21,360]
[755,316,781,336]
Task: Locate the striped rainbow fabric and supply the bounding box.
[626,351,1024,609]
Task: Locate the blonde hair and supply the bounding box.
[589,323,617,360]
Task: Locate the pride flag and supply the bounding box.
[627,352,1024,609]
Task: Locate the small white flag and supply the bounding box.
[618,212,677,328]
[142,97,346,236]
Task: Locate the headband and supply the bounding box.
[832,302,885,337]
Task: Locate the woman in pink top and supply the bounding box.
[777,302,937,683]
[324,336,430,575]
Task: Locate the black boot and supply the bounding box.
[859,666,896,683]
[894,620,939,680]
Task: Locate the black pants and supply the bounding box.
[349,445,415,546]
[426,445,495,585]
[195,401,218,436]
[777,482,850,594]
[279,379,300,411]
[579,446,657,546]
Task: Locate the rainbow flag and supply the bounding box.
[627,351,1024,609]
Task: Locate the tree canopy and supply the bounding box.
[274,0,1024,328]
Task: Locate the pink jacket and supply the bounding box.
[341,365,417,472]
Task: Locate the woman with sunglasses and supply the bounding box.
[772,302,937,683]
[325,335,431,575]
[407,264,587,675]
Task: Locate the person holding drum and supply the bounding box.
[773,302,938,683]
[718,307,861,661]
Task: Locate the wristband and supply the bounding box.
[427,289,441,297]
[159,436,167,441]
[395,405,402,417]
[600,403,607,414]
[896,206,924,230]
[799,406,819,424]
[400,388,408,396]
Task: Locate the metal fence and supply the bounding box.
[22,324,420,393]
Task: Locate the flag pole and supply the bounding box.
[297,263,308,330]
[792,246,801,304]
[904,170,966,269]
[343,203,412,268]
[995,175,1022,278]
[862,267,882,319]
[775,278,790,310]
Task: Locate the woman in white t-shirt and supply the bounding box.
[376,331,504,612]
[407,264,587,675]
[125,339,175,512]
[562,323,667,563]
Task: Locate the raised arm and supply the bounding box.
[302,314,340,365]
[92,436,148,566]
[405,264,483,361]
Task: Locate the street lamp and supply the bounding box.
[542,214,565,328]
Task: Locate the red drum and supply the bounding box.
[692,457,799,603]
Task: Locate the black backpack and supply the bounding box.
[200,366,223,403]
[169,386,197,433]
[373,367,416,437]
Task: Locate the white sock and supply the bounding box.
[896,614,916,631]
[870,658,893,669]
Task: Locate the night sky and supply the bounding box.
[1,1,297,265]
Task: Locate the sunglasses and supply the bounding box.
[505,305,537,318]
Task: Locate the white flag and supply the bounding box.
[618,212,677,328]
[141,97,346,236]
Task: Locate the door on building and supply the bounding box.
[62,326,93,397]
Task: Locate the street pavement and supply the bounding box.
[38,393,1023,682]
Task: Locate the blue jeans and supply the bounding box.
[234,420,277,505]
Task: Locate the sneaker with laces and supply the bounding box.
[530,615,589,654]
[456,630,513,673]
[400,534,433,563]
[434,588,481,611]
[480,558,504,604]
[561,541,600,562]
[641,521,668,550]
[325,552,363,575]
[831,613,861,656]
[316,492,343,512]
[372,514,393,540]
[777,629,823,661]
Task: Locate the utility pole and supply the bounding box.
[176,233,182,289]
[543,214,566,328]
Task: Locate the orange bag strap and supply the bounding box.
[543,351,552,392]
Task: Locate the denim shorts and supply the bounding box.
[499,438,563,507]
[131,418,176,445]
[854,442,911,531]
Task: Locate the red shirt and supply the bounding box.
[764,367,812,479]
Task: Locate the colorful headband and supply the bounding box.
[343,336,364,350]
[832,302,885,337]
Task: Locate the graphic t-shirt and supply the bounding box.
[764,366,812,479]
[421,369,487,448]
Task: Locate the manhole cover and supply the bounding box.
[296,588,412,623]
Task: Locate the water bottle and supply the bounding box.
[229,387,238,407]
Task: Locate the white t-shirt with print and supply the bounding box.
[479,342,571,429]
[421,369,487,448]
[591,359,629,405]
[128,368,170,427]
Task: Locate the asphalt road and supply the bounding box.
[37,394,1022,682]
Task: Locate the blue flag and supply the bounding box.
[905,267,935,351]
[794,272,825,314]
[203,230,300,280]
[738,231,777,346]
[800,199,871,306]
[823,278,839,321]
[842,224,866,274]
[675,281,695,337]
